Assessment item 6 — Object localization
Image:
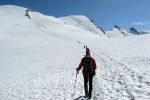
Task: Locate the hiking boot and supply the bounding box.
[88,93,92,99]
[88,96,91,99]
[85,93,88,98]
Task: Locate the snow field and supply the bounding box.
[0,5,150,100]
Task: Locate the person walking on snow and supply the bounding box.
[76,47,97,99]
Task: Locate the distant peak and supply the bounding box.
[114,25,121,30]
[129,27,140,35]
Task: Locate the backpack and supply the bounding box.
[82,57,92,74]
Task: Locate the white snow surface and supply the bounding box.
[0,5,150,100]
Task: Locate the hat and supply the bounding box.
[86,48,90,54]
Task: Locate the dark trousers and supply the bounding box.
[83,72,94,97]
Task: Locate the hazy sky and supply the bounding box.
[1,0,150,30]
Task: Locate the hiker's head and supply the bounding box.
[86,51,90,55]
[86,48,90,56]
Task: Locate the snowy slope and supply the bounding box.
[0,5,102,43]
[59,15,105,36]
[0,5,150,100]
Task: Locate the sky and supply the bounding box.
[0,0,150,30]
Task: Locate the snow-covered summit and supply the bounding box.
[105,25,132,37]
[59,15,105,36]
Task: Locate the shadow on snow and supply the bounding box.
[74,96,86,100]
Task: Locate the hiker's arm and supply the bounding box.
[76,58,83,72]
[92,58,97,70]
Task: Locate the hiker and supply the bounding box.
[76,47,97,99]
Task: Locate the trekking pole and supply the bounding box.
[71,72,78,97]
